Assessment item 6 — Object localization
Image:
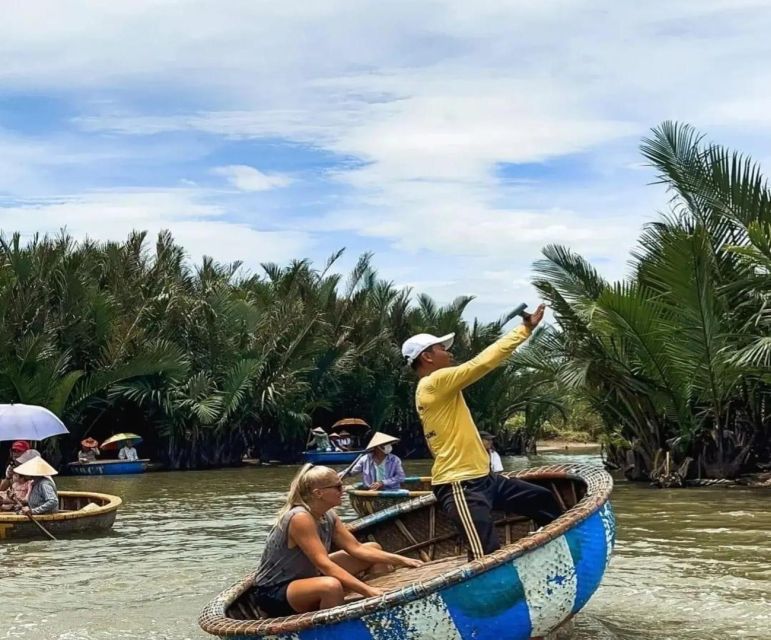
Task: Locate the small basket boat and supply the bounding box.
[67,459,149,475]
[199,464,615,640]
[0,491,122,541]
[346,476,432,516]
[301,449,366,465]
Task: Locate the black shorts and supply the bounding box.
[433,473,562,559]
[254,579,296,618]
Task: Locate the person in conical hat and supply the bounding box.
[309,427,332,452]
[347,432,405,491]
[14,452,59,516]
[78,437,101,463]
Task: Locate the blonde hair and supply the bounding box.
[276,464,338,521]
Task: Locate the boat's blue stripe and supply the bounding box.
[565,510,608,613]
[442,562,532,640]
[297,618,372,640]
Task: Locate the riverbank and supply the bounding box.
[536,439,601,453]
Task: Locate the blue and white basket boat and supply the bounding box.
[67,459,148,475]
[199,464,615,640]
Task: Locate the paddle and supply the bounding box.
[338,452,365,481]
[11,495,57,541]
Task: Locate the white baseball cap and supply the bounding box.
[401,333,455,366]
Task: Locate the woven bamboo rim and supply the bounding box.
[199,463,613,637]
[0,491,122,523]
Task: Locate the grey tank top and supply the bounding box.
[254,506,337,588]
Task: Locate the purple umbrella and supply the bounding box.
[0,404,69,442]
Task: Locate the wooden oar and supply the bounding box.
[11,496,57,541]
[338,452,366,481]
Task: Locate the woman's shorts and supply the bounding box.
[254,579,296,618]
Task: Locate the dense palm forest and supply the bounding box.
[1,122,769,479]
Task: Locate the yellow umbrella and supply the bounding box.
[100,432,142,451]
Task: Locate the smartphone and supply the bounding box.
[512,303,527,317]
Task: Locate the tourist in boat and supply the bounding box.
[309,427,333,452]
[335,430,353,451]
[14,450,59,516]
[348,432,406,490]
[402,303,562,559]
[480,431,504,473]
[118,440,139,461]
[328,433,344,451]
[0,440,30,492]
[0,470,32,511]
[252,463,421,617]
[78,437,100,463]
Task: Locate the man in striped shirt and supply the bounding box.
[402,303,561,559]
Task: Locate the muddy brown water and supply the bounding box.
[2,451,769,639]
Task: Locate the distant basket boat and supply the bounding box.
[347,476,432,515]
[199,464,615,640]
[67,459,149,475]
[0,491,121,541]
[301,449,366,465]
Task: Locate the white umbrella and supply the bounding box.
[0,404,69,442]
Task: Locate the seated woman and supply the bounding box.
[335,430,353,451]
[13,450,59,516]
[349,432,406,490]
[118,440,139,461]
[0,440,30,492]
[0,471,31,511]
[78,438,100,463]
[479,431,504,473]
[253,464,420,617]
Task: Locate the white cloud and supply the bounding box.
[3,1,771,317]
[213,165,292,192]
[0,189,313,269]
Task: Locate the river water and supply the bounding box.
[2,451,769,640]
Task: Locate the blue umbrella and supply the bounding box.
[0,404,69,442]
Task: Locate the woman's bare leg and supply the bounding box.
[286,576,344,613]
[329,542,392,577]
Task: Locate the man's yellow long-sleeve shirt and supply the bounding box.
[416,325,532,485]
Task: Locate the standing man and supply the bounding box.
[402,304,561,559]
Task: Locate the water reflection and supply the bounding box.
[1,451,768,639]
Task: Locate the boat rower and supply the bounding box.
[402,302,562,560]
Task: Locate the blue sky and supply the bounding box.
[3,1,771,321]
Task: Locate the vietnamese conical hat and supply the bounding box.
[14,456,58,477]
[365,432,399,450]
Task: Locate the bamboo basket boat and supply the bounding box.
[199,464,615,640]
[347,476,432,516]
[0,491,121,541]
[67,459,149,475]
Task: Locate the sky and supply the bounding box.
[3,0,771,321]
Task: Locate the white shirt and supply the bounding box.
[489,450,503,473]
[118,446,138,461]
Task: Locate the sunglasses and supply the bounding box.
[318,483,344,491]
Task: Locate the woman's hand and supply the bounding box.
[362,585,384,598]
[368,482,384,491]
[398,556,423,568]
[20,506,31,515]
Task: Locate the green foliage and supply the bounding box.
[531,121,771,478]
[0,232,555,468]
